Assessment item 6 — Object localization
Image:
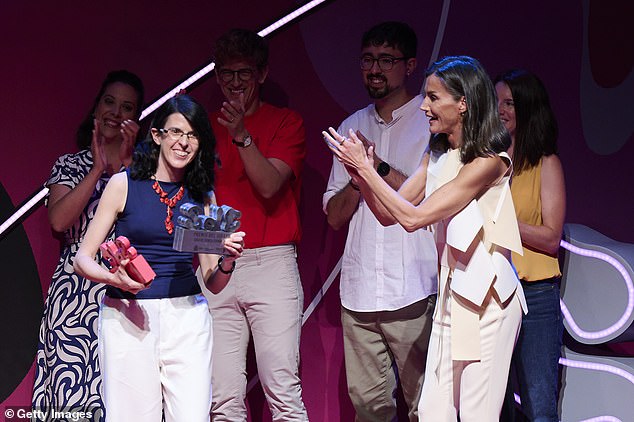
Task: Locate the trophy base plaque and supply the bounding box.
[172,226,228,254]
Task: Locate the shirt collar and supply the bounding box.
[372,94,421,127]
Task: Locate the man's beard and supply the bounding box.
[365,74,390,99]
[366,85,389,99]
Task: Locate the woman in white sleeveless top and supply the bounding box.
[324,55,526,422]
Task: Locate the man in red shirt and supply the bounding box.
[206,28,308,421]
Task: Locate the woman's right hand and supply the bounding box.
[47,120,109,233]
[110,261,148,295]
[323,127,375,174]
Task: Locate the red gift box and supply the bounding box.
[100,236,156,285]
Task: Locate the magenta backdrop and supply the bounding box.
[1,1,632,421]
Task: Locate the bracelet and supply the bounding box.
[349,180,360,191]
[217,256,236,274]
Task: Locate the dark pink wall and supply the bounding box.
[1,1,632,420]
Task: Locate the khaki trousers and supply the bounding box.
[205,244,308,421]
[341,296,436,422]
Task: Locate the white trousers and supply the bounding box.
[418,285,522,422]
[99,294,213,422]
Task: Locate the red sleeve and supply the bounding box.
[266,108,306,179]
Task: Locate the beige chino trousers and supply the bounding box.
[205,244,308,421]
[341,296,436,422]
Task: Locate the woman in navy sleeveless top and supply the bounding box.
[74,95,245,422]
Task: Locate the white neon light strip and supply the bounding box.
[559,357,634,387]
[558,357,631,422]
[139,62,216,120]
[513,358,631,421]
[140,0,327,121]
[302,256,342,324]
[559,240,634,340]
[0,187,49,237]
[426,0,451,69]
[513,237,634,421]
[257,0,327,37]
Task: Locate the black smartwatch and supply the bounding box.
[377,161,391,177]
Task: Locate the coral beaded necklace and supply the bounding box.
[152,180,184,234]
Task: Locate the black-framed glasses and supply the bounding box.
[360,56,407,71]
[158,127,199,143]
[217,68,256,83]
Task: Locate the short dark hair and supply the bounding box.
[493,69,558,174]
[213,28,268,70]
[76,70,144,150]
[426,56,510,163]
[361,21,417,59]
[130,95,215,203]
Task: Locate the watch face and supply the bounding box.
[232,134,253,147]
[377,161,390,177]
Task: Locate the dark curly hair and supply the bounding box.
[362,21,417,59]
[493,69,558,174]
[426,56,511,164]
[76,70,144,150]
[130,95,215,203]
[213,28,268,71]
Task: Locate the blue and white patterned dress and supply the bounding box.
[32,149,115,421]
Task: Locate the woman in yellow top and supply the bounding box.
[495,69,566,422]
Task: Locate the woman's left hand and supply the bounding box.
[222,231,245,262]
[119,119,140,167]
[323,127,374,173]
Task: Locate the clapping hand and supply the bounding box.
[322,127,375,173]
[91,118,139,173]
[91,119,108,174]
[218,92,246,139]
[119,119,139,167]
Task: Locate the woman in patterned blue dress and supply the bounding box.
[32,70,144,420]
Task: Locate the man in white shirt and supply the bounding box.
[323,22,438,422]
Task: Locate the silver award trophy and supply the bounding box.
[172,202,242,254]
